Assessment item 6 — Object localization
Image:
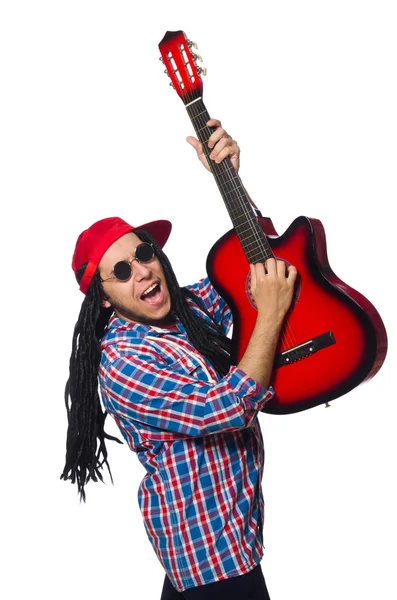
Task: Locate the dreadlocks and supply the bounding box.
[61,229,231,501]
[60,267,121,502]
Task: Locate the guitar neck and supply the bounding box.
[185,97,274,263]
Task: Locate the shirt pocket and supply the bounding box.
[167,352,217,384]
[167,354,202,376]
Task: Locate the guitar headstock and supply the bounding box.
[159,30,207,104]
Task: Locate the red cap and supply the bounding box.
[72,216,172,294]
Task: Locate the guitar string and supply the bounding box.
[181,76,297,352]
[185,93,297,352]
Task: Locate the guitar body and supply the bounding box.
[207,216,388,413]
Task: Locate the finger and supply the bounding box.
[264,257,277,276]
[210,138,238,162]
[276,259,286,278]
[213,144,239,165]
[186,136,202,153]
[186,136,211,171]
[287,264,298,282]
[206,118,222,129]
[207,127,229,149]
[209,135,230,157]
[249,264,257,291]
[252,262,267,282]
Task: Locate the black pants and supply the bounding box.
[160,563,271,600]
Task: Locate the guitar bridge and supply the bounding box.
[275,331,336,368]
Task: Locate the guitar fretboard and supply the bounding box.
[186,98,274,264]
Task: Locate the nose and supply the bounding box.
[133,260,152,281]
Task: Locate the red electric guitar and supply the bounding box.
[159,30,388,414]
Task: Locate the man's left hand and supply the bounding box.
[186,118,240,173]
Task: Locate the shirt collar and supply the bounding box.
[106,314,185,337]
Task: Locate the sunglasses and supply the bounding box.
[100,242,155,283]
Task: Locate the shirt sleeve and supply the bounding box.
[103,351,274,442]
[184,277,233,336]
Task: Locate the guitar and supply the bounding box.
[158,30,388,414]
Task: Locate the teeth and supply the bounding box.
[141,283,158,298]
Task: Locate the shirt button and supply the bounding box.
[186,360,193,368]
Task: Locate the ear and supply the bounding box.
[101,297,112,309]
[100,290,112,309]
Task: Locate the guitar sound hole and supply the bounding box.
[246,270,257,310]
[245,258,301,311]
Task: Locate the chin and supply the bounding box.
[150,304,173,324]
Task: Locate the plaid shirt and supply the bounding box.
[99,277,274,593]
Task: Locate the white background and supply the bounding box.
[1,1,396,599]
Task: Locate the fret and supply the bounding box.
[232,215,260,227]
[232,214,255,226]
[195,135,212,146]
[245,251,271,261]
[215,185,250,205]
[195,129,212,140]
[245,251,269,260]
[246,247,273,258]
[215,190,251,209]
[196,125,211,135]
[234,224,261,236]
[245,241,271,253]
[240,230,268,247]
[213,159,232,170]
[228,212,259,230]
[229,210,255,222]
[216,162,234,174]
[189,109,208,121]
[241,237,271,251]
[213,166,236,179]
[238,231,264,244]
[245,254,272,264]
[225,187,244,200]
[227,202,253,214]
[216,181,242,194]
[250,249,273,258]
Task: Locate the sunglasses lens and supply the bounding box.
[113,261,132,281]
[135,242,154,262]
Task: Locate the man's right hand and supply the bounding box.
[237,258,298,389]
[249,258,297,327]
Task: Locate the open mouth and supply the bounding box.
[140,282,165,306]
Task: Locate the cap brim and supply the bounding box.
[136,219,172,248]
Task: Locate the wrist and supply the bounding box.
[256,312,284,332]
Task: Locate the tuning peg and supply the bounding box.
[164,69,170,77]
[187,39,198,49]
[169,82,175,89]
[197,66,207,76]
[192,53,203,62]
[159,56,164,63]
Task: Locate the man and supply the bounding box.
[62,119,297,599]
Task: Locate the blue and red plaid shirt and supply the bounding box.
[99,277,274,593]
